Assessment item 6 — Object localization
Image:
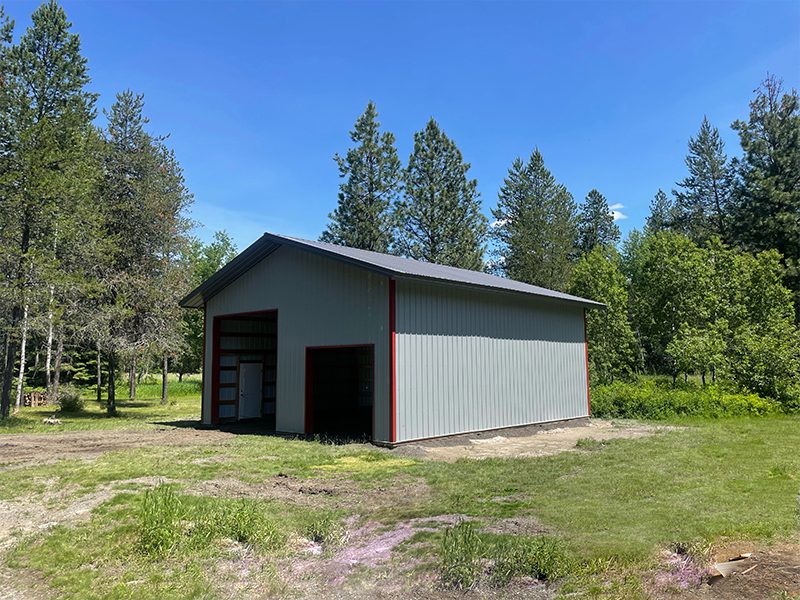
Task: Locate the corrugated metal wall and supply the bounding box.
[203,246,391,442]
[395,279,588,442]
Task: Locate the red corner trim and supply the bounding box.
[389,278,397,443]
[304,348,313,434]
[211,315,221,425]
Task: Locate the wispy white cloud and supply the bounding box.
[611,210,628,221]
[608,203,625,210]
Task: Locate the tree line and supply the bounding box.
[0,2,234,418]
[323,79,799,406]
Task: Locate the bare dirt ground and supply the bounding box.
[0,426,236,469]
[397,419,672,461]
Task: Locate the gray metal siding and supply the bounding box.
[395,279,588,442]
[203,245,390,442]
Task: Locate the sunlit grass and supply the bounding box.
[0,375,201,434]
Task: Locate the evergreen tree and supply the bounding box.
[570,247,638,382]
[321,101,401,252]
[393,119,486,270]
[576,189,620,255]
[0,1,100,417]
[93,91,192,414]
[673,117,735,243]
[645,189,678,233]
[490,149,577,290]
[731,76,800,318]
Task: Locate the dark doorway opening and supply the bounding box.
[305,346,373,438]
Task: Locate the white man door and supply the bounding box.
[238,362,263,419]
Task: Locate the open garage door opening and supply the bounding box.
[212,311,277,428]
[305,346,374,439]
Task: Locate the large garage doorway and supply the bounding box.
[305,345,373,439]
[212,311,277,427]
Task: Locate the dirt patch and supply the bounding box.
[398,419,672,461]
[647,540,800,599]
[0,427,236,469]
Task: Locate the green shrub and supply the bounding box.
[439,521,483,590]
[138,484,184,558]
[57,384,84,412]
[489,536,573,586]
[591,379,782,419]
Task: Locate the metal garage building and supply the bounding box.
[180,232,602,445]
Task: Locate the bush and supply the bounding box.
[439,521,483,590]
[591,379,782,420]
[57,384,84,412]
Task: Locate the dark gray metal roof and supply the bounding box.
[180,232,605,309]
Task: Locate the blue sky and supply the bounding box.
[6,1,800,251]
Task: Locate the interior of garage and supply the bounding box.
[213,312,277,427]
[305,346,373,438]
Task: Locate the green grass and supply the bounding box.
[412,417,800,560]
[0,375,201,434]
[5,415,800,598]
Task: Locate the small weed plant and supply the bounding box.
[439,521,483,590]
[139,484,184,558]
[304,513,346,547]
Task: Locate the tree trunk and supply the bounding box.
[712,365,717,384]
[161,355,168,405]
[96,345,102,403]
[45,285,54,392]
[701,371,706,386]
[128,356,136,400]
[178,371,183,382]
[107,352,117,416]
[51,328,64,406]
[14,301,30,413]
[0,326,17,419]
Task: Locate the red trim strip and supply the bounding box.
[389,278,397,443]
[304,349,313,434]
[201,303,207,424]
[583,308,591,416]
[211,315,221,425]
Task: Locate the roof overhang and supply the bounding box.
[180,232,606,310]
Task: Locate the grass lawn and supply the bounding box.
[0,375,201,434]
[1,387,798,599]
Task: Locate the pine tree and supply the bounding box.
[393,119,487,270]
[93,91,192,414]
[731,76,800,319]
[673,117,735,243]
[576,189,620,256]
[0,1,100,417]
[491,149,577,291]
[321,102,401,252]
[645,189,677,233]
